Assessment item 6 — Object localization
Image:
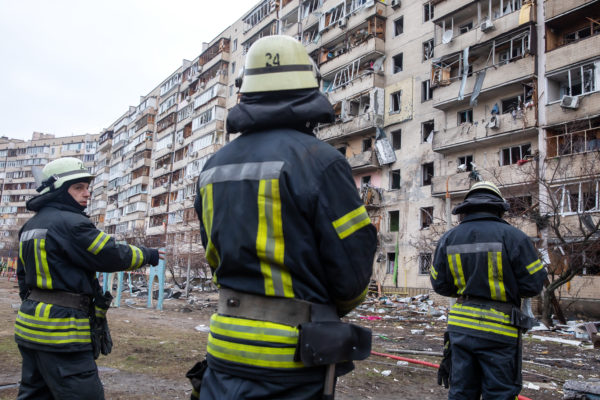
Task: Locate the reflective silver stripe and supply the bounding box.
[447,242,502,254]
[88,232,108,255]
[199,161,284,187]
[38,304,48,317]
[21,229,48,242]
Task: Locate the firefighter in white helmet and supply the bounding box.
[190,35,377,399]
[431,181,547,399]
[15,157,163,399]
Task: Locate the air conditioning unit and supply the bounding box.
[338,18,347,28]
[167,143,172,148]
[391,0,401,9]
[560,95,580,109]
[480,19,494,32]
[488,115,500,129]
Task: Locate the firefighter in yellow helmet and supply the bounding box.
[15,157,163,399]
[431,181,546,399]
[191,35,377,399]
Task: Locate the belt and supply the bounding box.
[456,295,513,314]
[218,288,313,327]
[27,288,91,313]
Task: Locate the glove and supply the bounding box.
[186,359,208,400]
[91,291,113,359]
[437,331,451,389]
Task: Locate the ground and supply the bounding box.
[0,278,598,399]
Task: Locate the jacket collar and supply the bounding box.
[461,212,509,225]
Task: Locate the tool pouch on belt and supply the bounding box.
[186,359,208,400]
[295,321,371,367]
[91,291,113,360]
[510,306,535,332]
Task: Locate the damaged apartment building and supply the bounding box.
[10,0,594,302]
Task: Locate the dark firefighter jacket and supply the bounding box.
[430,212,547,343]
[194,89,377,381]
[15,192,158,352]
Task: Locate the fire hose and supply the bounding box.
[370,351,533,400]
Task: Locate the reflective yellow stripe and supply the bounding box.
[448,315,518,338]
[19,242,25,271]
[526,259,543,275]
[450,304,511,324]
[18,311,89,329]
[15,325,92,344]
[39,239,52,289]
[34,239,52,289]
[127,245,143,270]
[200,184,220,276]
[15,310,91,345]
[87,232,110,255]
[207,333,303,369]
[430,264,438,279]
[488,251,506,301]
[335,286,368,314]
[210,314,298,344]
[332,205,371,239]
[87,232,104,253]
[257,179,293,298]
[447,253,466,294]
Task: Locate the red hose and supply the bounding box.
[370,351,533,400]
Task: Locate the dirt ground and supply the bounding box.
[0,277,598,400]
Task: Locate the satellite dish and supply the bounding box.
[442,30,454,44]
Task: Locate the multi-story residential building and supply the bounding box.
[0,132,98,257]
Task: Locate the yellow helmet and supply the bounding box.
[239,35,319,93]
[466,181,504,201]
[36,157,93,194]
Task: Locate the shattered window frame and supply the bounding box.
[420,206,434,229]
[423,39,434,61]
[421,120,435,143]
[422,79,433,102]
[390,169,401,190]
[423,2,434,22]
[389,90,402,114]
[457,109,473,125]
[388,210,400,232]
[394,16,404,36]
[392,53,403,74]
[391,129,401,150]
[500,143,531,166]
[418,253,432,275]
[387,252,396,274]
[458,155,474,172]
[421,162,434,186]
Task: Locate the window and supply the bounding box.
[361,175,371,188]
[387,252,396,274]
[233,39,238,52]
[231,62,236,74]
[459,22,473,34]
[422,120,435,143]
[424,2,434,22]
[458,109,473,124]
[229,85,234,97]
[555,181,599,214]
[337,146,346,156]
[393,53,403,73]
[423,39,434,61]
[500,144,531,166]
[422,80,433,102]
[547,62,597,101]
[389,210,400,232]
[391,129,401,150]
[458,155,474,172]
[390,91,402,113]
[506,195,532,217]
[420,207,433,229]
[394,17,404,36]
[362,138,372,151]
[390,169,401,190]
[501,96,520,114]
[419,253,432,275]
[422,162,434,186]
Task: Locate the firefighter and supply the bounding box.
[431,181,547,399]
[15,157,162,400]
[191,35,377,399]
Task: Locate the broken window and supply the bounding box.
[362,138,372,152]
[500,143,531,166]
[501,96,520,114]
[387,252,396,274]
[422,120,435,143]
[393,53,403,74]
[506,195,533,217]
[391,129,401,150]
[321,2,345,30]
[494,31,530,65]
[546,124,600,157]
[459,22,473,34]
[389,210,400,232]
[337,146,346,156]
[458,109,473,124]
[422,162,434,186]
[423,2,434,22]
[301,0,323,19]
[361,175,371,188]
[555,181,600,214]
[547,62,598,102]
[422,80,433,102]
[420,207,434,229]
[423,39,434,61]
[390,90,402,113]
[418,253,432,275]
[243,0,276,32]
[302,25,319,46]
[390,169,401,190]
[394,16,404,36]
[458,155,474,172]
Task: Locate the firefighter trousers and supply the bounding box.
[448,332,521,400]
[17,345,104,400]
[199,366,326,400]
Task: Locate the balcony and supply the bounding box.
[316,111,382,142]
[319,36,385,77]
[431,171,472,197]
[131,175,150,187]
[347,150,380,173]
[433,107,537,153]
[148,204,168,216]
[323,72,384,105]
[433,57,535,109]
[546,151,600,182]
[545,0,595,21]
[545,91,600,127]
[146,225,165,236]
[546,35,600,73]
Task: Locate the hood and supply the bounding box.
[27,184,87,214]
[226,89,335,135]
[452,192,510,216]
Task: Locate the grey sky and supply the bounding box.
[0,0,256,141]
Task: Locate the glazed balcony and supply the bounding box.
[433,107,537,153]
[316,111,382,142]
